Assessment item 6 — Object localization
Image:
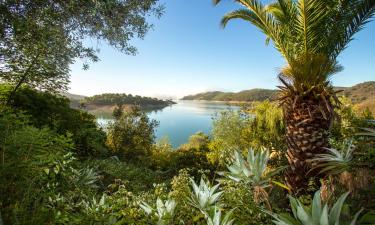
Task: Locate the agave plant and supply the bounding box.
[310,141,354,175]
[206,207,235,225]
[357,120,375,138]
[222,148,286,208]
[140,198,177,225]
[189,178,223,213]
[224,148,280,186]
[269,190,363,225]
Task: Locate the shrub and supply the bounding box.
[0,85,107,157]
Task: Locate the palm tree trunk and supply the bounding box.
[283,98,332,193]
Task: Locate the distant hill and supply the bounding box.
[60,92,87,108]
[340,81,375,114]
[182,82,375,114]
[61,92,86,100]
[181,89,278,102]
[340,81,375,104]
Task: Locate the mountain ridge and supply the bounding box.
[181,81,375,114]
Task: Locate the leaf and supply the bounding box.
[272,180,291,191]
[329,192,350,225]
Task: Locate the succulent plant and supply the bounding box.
[223,148,284,188]
[221,148,286,208]
[140,197,177,225]
[189,178,223,213]
[357,120,375,138]
[310,141,354,175]
[268,190,363,225]
[206,207,235,225]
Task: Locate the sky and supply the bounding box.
[69,0,375,98]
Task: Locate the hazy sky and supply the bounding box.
[69,0,375,98]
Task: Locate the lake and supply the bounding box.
[97,100,239,147]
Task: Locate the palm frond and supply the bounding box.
[215,0,375,90]
[295,0,330,55]
[330,0,375,59]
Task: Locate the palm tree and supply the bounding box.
[214,0,375,192]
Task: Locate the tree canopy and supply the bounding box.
[0,0,163,97]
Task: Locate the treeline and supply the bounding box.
[82,93,176,107]
[181,88,278,102]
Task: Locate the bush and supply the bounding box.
[208,101,286,167]
[0,85,108,157]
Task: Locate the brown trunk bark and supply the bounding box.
[284,98,332,193]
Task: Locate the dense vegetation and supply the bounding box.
[1,0,375,224]
[1,88,375,224]
[0,0,163,104]
[82,93,175,109]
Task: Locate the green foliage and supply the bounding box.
[221,148,287,210]
[209,110,252,165]
[310,141,354,175]
[331,97,375,167]
[0,85,107,157]
[189,178,223,213]
[140,197,177,225]
[223,149,284,188]
[248,100,286,151]
[206,207,235,225]
[215,0,375,91]
[269,190,363,225]
[86,157,166,192]
[209,102,286,166]
[1,91,373,225]
[0,111,100,224]
[220,179,272,224]
[106,106,159,161]
[83,93,175,108]
[0,0,163,95]
[180,131,210,150]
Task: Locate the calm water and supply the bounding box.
[97,100,239,147]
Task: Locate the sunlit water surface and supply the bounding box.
[97,100,239,147]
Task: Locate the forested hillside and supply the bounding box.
[181,88,278,101]
[82,93,175,108]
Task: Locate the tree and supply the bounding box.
[106,106,159,161]
[214,0,375,192]
[0,0,163,102]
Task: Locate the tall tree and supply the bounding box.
[0,0,163,102]
[214,0,375,192]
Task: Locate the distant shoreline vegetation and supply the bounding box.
[68,93,176,115]
[181,88,278,102]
